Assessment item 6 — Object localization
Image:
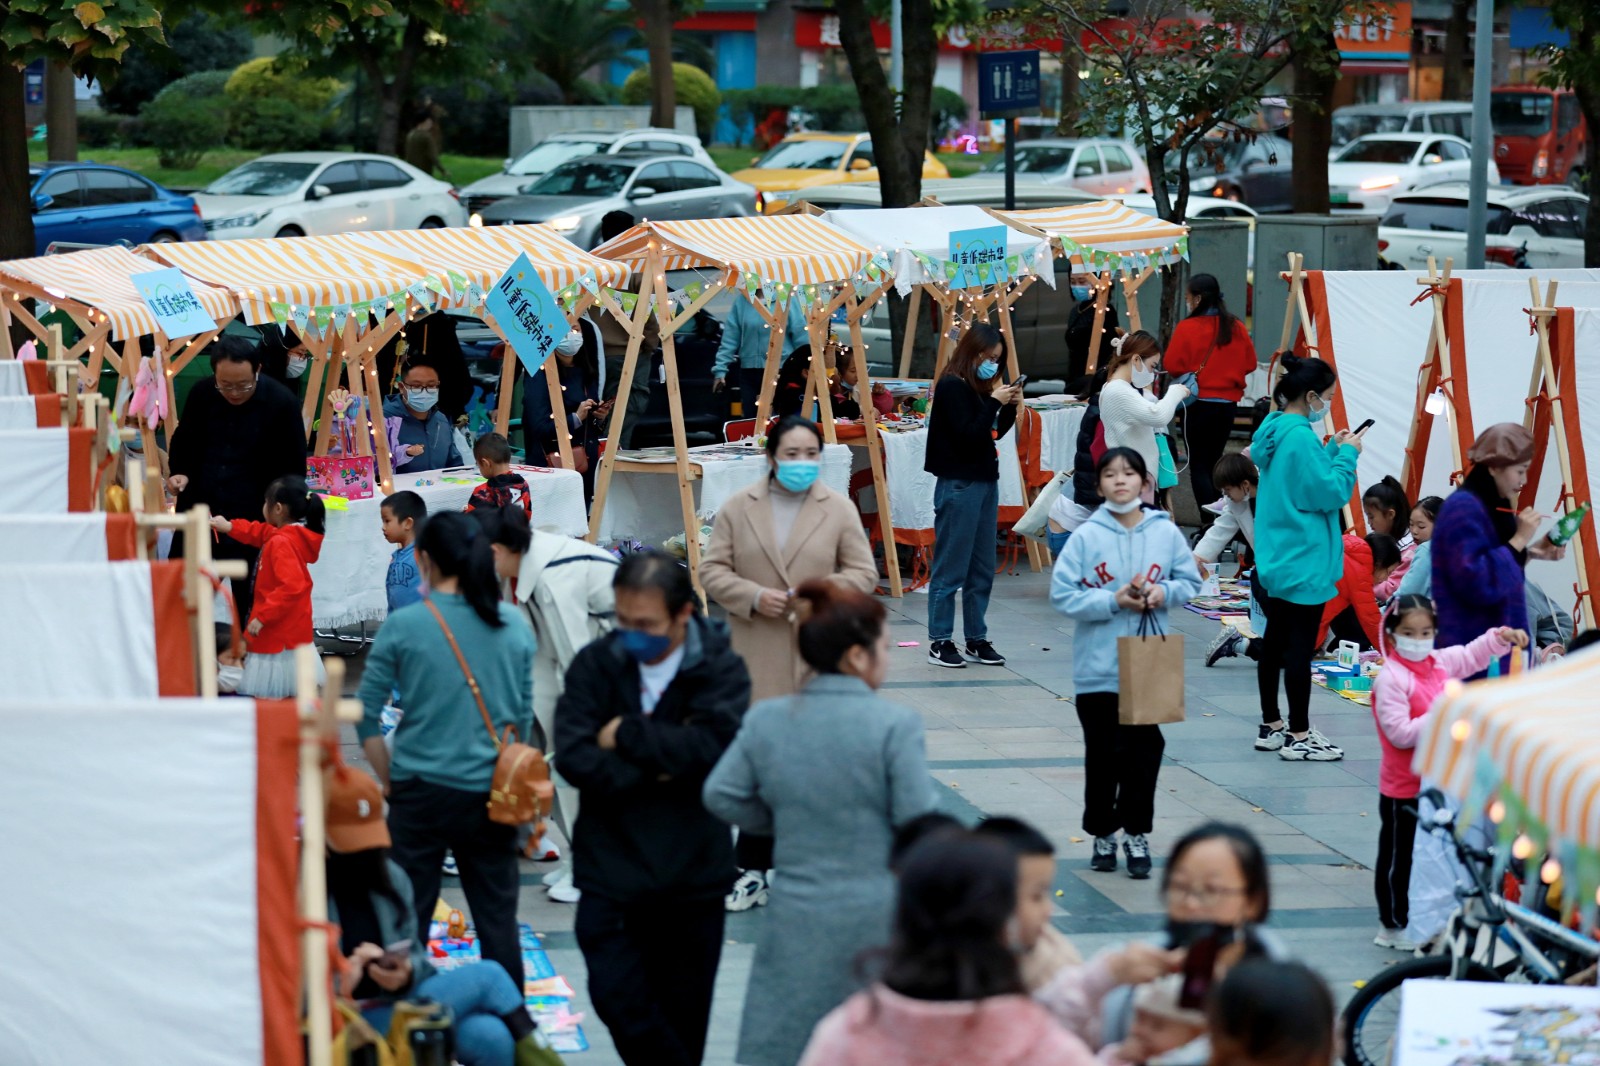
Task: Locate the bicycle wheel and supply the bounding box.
[1342,956,1500,1066]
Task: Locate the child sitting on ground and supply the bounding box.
[1318,531,1401,652]
[1101,977,1207,1066]
[380,490,426,614]
[1196,453,1261,668]
[465,432,531,517]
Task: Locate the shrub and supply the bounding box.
[153,69,232,105]
[225,57,342,114]
[620,63,721,143]
[228,96,317,153]
[77,111,125,149]
[141,92,228,169]
[223,58,343,151]
[722,83,970,145]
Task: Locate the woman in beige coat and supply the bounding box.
[701,414,879,912]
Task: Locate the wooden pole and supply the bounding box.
[932,293,957,380]
[898,285,923,379]
[1085,270,1113,374]
[649,251,707,598]
[587,276,656,544]
[848,284,903,597]
[298,645,335,1066]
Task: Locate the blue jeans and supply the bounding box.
[364,961,523,1066]
[1047,528,1070,557]
[928,477,999,643]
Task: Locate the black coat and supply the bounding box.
[923,374,1017,482]
[168,374,307,521]
[554,615,752,903]
[1071,398,1103,508]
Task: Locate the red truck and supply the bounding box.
[1491,86,1589,189]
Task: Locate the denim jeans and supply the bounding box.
[363,961,523,1066]
[1047,528,1070,558]
[927,476,999,643]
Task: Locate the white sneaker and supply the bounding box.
[725,869,770,912]
[1374,927,1421,952]
[542,865,568,888]
[441,852,459,877]
[545,872,580,904]
[1279,728,1345,762]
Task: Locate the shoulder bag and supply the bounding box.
[422,599,554,827]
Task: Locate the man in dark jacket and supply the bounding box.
[168,336,307,617]
[555,550,751,1066]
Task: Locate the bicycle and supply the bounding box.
[1341,788,1600,1066]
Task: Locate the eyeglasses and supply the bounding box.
[1162,883,1248,907]
[215,377,258,396]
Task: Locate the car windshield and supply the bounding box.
[1381,198,1513,235]
[1492,93,1554,137]
[1332,113,1408,147]
[1177,140,1245,176]
[508,141,603,177]
[1336,139,1419,164]
[204,161,318,196]
[754,140,848,170]
[521,160,634,197]
[983,145,1076,174]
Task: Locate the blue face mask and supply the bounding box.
[618,628,672,663]
[775,459,820,493]
[976,360,1000,381]
[1071,284,1092,302]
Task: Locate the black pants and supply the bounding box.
[604,349,655,450]
[736,831,774,872]
[575,892,725,1066]
[1257,595,1325,734]
[739,366,768,421]
[1376,794,1419,930]
[1076,691,1165,837]
[387,778,524,991]
[1184,400,1236,508]
[1328,605,1371,652]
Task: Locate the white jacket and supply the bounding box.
[1193,496,1255,563]
[513,531,618,730]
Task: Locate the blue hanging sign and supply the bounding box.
[947,225,1010,289]
[484,252,566,376]
[131,267,216,340]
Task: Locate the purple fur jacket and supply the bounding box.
[1430,489,1527,675]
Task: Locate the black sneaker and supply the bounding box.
[962,639,1006,666]
[1090,835,1118,872]
[928,640,966,668]
[1124,834,1152,880]
[1205,627,1242,667]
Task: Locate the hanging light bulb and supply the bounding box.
[1512,835,1535,861]
[1451,719,1471,742]
[1541,858,1562,884]
[1488,799,1506,824]
[1425,388,1446,416]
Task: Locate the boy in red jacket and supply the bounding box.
[1318,532,1401,652]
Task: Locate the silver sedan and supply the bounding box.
[472,152,758,248]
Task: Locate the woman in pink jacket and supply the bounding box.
[1369,593,1526,952]
[798,830,1095,1066]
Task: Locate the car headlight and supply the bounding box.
[1360,175,1400,191]
[1192,175,1218,192]
[215,212,265,229]
[469,213,484,228]
[545,214,583,233]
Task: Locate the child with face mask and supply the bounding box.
[1369,593,1526,951]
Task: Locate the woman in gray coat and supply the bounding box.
[704,579,937,1066]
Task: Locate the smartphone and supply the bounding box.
[1178,931,1224,1009]
[378,939,412,967]
[1013,374,1030,389]
[1354,418,1375,435]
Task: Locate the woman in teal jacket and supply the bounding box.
[1251,355,1363,763]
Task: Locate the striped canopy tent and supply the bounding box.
[592,213,885,292]
[1416,648,1600,913]
[822,204,1054,298]
[991,200,1190,270]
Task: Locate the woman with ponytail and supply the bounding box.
[356,509,536,992]
[705,580,937,1066]
[1096,331,1189,499]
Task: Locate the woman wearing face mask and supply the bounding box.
[521,318,607,501]
[924,323,1024,670]
[704,581,937,1066]
[1250,355,1360,763]
[701,415,879,912]
[1165,274,1258,508]
[1430,423,1565,676]
[1063,272,1120,394]
[383,355,463,474]
[1096,332,1189,504]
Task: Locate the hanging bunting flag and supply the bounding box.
[619,292,637,314]
[684,281,704,301]
[269,301,290,326]
[446,269,470,292]
[423,275,447,295]
[371,298,389,326]
[332,307,349,332]
[578,271,600,296]
[314,308,333,334]
[291,306,310,335]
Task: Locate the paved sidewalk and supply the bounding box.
[358,562,1397,1064]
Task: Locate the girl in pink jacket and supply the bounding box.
[1370,593,1526,951]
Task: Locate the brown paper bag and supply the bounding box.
[1118,610,1185,726]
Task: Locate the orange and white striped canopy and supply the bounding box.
[592,214,877,286]
[1416,649,1600,849]
[328,225,631,306]
[141,235,432,325]
[0,246,239,341]
[992,201,1188,264]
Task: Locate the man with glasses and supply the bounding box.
[168,336,307,618]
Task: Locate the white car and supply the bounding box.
[1327,133,1496,216]
[1378,183,1590,270]
[980,137,1152,196]
[1120,193,1258,271]
[458,129,714,217]
[192,152,466,239]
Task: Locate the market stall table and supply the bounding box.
[852,423,1028,544]
[310,464,587,629]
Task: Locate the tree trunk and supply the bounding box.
[895,0,938,203]
[636,0,677,128]
[1292,35,1339,213]
[373,19,427,157]
[1441,0,1470,100]
[834,0,909,206]
[44,61,77,162]
[1058,35,1080,133]
[0,65,34,263]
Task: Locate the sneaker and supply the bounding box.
[521,833,561,862]
[725,869,770,912]
[1374,927,1421,952]
[962,639,1006,666]
[545,872,581,904]
[1254,724,1287,751]
[928,640,966,669]
[1124,834,1152,880]
[1090,835,1119,872]
[542,865,569,888]
[1206,628,1243,667]
[1279,728,1345,762]
[441,852,459,877]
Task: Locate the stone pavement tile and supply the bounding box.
[1277,813,1382,864]
[1342,759,1384,787]
[1225,786,1377,816]
[1185,758,1369,790]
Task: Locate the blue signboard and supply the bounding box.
[948,225,1010,289]
[24,60,44,105]
[485,252,566,376]
[131,267,216,340]
[978,50,1041,113]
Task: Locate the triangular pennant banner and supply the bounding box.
[269,301,290,326]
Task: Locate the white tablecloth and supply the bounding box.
[857,426,1027,539]
[309,464,587,629]
[1033,404,1086,476]
[597,443,853,546]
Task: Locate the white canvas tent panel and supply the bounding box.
[822,205,1054,296]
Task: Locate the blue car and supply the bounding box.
[27,162,206,255]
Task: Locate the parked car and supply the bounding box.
[1330,102,1475,158]
[1378,184,1590,270]
[795,177,1099,211]
[1121,192,1258,272]
[731,133,949,213]
[474,153,757,248]
[1176,133,1294,212]
[1492,86,1589,189]
[978,138,1151,196]
[27,162,205,254]
[191,152,466,239]
[1327,134,1494,216]
[457,128,713,217]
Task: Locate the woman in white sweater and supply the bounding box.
[1096,331,1188,501]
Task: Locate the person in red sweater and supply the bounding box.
[1317,532,1401,652]
[211,474,325,698]
[1164,273,1259,508]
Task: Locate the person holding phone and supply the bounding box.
[1096,332,1189,505]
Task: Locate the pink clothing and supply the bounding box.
[799,984,1098,1066]
[1034,951,1120,1048]
[1374,537,1416,601]
[1371,628,1510,798]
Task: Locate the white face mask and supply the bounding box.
[1104,497,1142,514]
[287,355,309,379]
[555,328,583,357]
[1392,635,1435,661]
[1130,359,1156,390]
